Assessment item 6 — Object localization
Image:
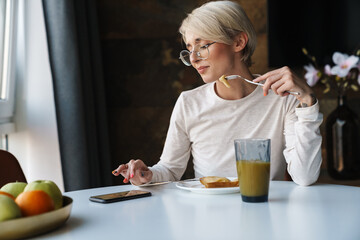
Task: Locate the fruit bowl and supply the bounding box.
[0,196,72,240]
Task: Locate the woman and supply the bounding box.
[113,1,322,186]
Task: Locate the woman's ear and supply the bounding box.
[233,32,248,53]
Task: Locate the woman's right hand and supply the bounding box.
[112,159,153,186]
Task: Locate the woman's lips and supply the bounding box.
[197,66,209,74]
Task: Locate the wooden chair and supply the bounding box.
[0,150,27,188]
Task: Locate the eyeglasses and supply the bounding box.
[179,42,217,66]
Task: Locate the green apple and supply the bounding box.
[1,182,27,198]
[24,180,63,209]
[0,195,22,222]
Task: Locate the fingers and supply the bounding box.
[112,159,152,185]
[112,163,131,183]
[254,66,299,96]
[129,160,152,185]
[262,73,284,96]
[253,67,285,83]
[112,164,128,176]
[130,168,153,186]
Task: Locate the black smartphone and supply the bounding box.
[89,190,151,203]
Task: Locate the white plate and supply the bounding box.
[176,177,240,195]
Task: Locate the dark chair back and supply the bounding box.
[284,167,293,181]
[0,150,27,188]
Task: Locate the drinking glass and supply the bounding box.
[234,139,271,203]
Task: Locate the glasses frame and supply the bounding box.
[179,41,217,66]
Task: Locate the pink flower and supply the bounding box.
[304,64,319,87]
[330,52,359,77]
[324,64,332,75]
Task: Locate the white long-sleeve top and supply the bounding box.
[150,82,323,186]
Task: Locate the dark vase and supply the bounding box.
[326,95,360,180]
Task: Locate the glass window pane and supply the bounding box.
[0,0,17,125]
[0,134,7,150]
[0,0,9,100]
[0,0,6,100]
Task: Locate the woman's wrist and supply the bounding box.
[299,93,317,108]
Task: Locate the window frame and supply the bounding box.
[0,0,18,132]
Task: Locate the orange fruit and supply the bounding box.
[15,190,55,216]
[0,190,15,200]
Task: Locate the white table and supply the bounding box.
[32,181,360,240]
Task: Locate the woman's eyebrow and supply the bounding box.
[186,38,202,49]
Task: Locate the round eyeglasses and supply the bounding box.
[179,42,217,66]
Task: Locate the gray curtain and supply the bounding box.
[42,0,112,191]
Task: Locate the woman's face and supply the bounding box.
[185,32,236,84]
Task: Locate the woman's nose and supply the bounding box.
[190,51,200,64]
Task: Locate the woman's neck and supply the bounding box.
[215,66,257,100]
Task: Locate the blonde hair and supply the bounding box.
[179,1,256,67]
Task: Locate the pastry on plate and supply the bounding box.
[200,176,239,188]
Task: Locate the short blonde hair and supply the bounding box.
[179,1,257,67]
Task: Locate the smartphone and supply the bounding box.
[89,190,151,203]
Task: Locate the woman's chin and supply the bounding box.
[201,76,217,84]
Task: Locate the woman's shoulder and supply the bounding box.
[179,83,212,100]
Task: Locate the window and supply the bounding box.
[0,0,18,149]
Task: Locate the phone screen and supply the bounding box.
[89,190,151,203]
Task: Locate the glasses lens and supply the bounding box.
[179,44,211,66]
[180,50,191,66]
[198,45,209,59]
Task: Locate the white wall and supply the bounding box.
[8,0,64,192]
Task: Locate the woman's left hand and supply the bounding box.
[253,66,316,106]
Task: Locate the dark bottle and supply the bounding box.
[326,95,360,179]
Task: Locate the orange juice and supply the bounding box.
[236,160,270,200]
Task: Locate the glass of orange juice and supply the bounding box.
[234,139,271,203]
